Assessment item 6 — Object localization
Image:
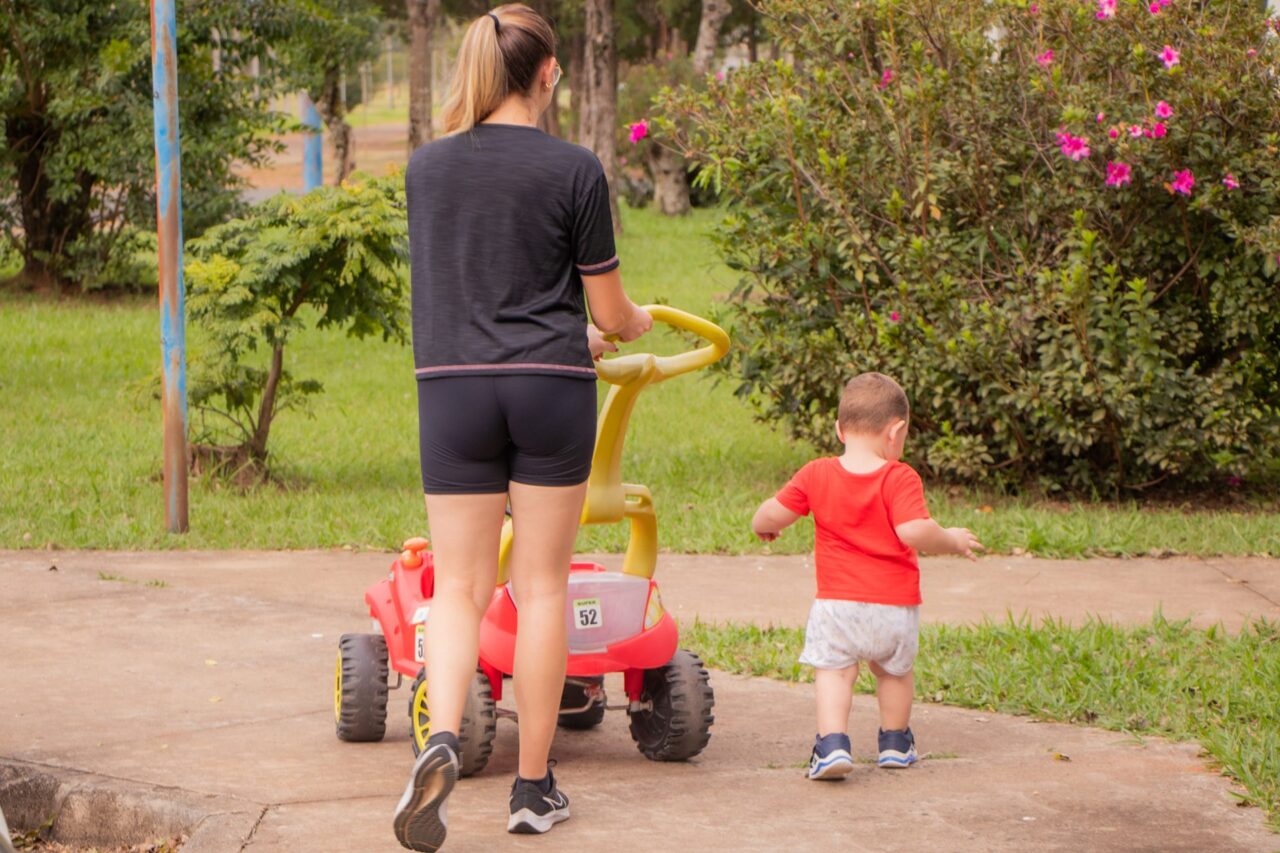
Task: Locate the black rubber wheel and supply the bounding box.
[335,633,389,742]
[557,676,606,730]
[629,649,715,761]
[408,669,497,777]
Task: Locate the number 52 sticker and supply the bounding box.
[572,598,602,630]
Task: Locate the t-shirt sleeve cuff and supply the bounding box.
[576,256,620,276]
[775,492,806,514]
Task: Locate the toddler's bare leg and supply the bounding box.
[814,665,859,736]
[868,660,913,730]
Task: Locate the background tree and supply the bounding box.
[583,0,622,231]
[280,0,383,184]
[0,0,299,290]
[407,0,442,149]
[647,0,731,215]
[184,174,408,478]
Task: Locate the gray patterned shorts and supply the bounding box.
[798,599,920,676]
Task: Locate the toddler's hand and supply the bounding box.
[753,526,779,542]
[947,527,984,560]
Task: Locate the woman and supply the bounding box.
[392,5,652,851]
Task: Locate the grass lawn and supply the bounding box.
[1,204,1278,555]
[687,616,1280,830]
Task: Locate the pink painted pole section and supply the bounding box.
[150,0,189,533]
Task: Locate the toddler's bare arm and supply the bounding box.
[752,498,801,542]
[895,518,984,560]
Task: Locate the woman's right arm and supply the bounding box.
[583,268,652,342]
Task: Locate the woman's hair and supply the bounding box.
[440,4,557,135]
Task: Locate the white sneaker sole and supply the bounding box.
[393,745,458,851]
[508,805,570,834]
[877,749,918,769]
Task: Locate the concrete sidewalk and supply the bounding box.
[1,550,1277,851]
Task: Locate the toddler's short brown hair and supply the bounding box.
[838,372,909,434]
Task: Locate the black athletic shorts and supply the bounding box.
[417,375,597,494]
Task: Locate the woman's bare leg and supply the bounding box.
[506,479,588,780]
[423,492,508,737]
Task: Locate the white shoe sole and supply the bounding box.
[508,805,570,834]
[393,745,458,851]
[877,749,918,769]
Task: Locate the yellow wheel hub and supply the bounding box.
[333,651,343,723]
[412,677,431,753]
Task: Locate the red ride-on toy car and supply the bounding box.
[334,306,730,775]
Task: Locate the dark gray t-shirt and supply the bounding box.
[406,123,618,381]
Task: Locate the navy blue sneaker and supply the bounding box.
[877,727,918,769]
[806,732,855,780]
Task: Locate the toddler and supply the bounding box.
[751,372,983,779]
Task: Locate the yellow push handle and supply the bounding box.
[596,305,730,386]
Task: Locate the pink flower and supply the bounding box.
[1096,0,1116,19]
[878,68,895,89]
[1158,0,1171,6]
[715,70,725,82]
[1160,45,1181,69]
[1130,124,1144,138]
[1226,474,1243,488]
[628,120,649,144]
[1056,132,1091,161]
[1247,48,1258,58]
[1223,173,1240,190]
[1105,161,1132,188]
[1036,50,1054,68]
[1108,126,1120,140]
[1155,100,1173,119]
[1096,112,1106,123]
[1029,2,1039,13]
[1148,1,1160,13]
[1171,169,1195,195]
[889,311,901,323]
[1150,122,1167,138]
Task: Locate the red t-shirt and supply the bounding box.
[775,458,930,605]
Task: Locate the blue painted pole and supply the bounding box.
[149,0,189,533]
[301,92,323,191]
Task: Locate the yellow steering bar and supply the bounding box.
[496,305,730,584]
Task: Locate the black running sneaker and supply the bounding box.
[393,740,459,852]
[507,770,570,835]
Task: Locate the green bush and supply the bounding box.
[659,0,1280,493]
[183,175,408,478]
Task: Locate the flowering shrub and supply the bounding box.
[658,0,1280,492]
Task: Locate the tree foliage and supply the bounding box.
[661,0,1280,493]
[184,174,408,475]
[0,0,301,289]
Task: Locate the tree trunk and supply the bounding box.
[316,70,353,184]
[407,0,440,151]
[6,111,92,289]
[583,0,621,232]
[648,145,690,216]
[649,0,730,217]
[249,344,285,463]
[568,32,585,144]
[692,0,731,77]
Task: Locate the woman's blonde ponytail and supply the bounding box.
[440,5,557,136]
